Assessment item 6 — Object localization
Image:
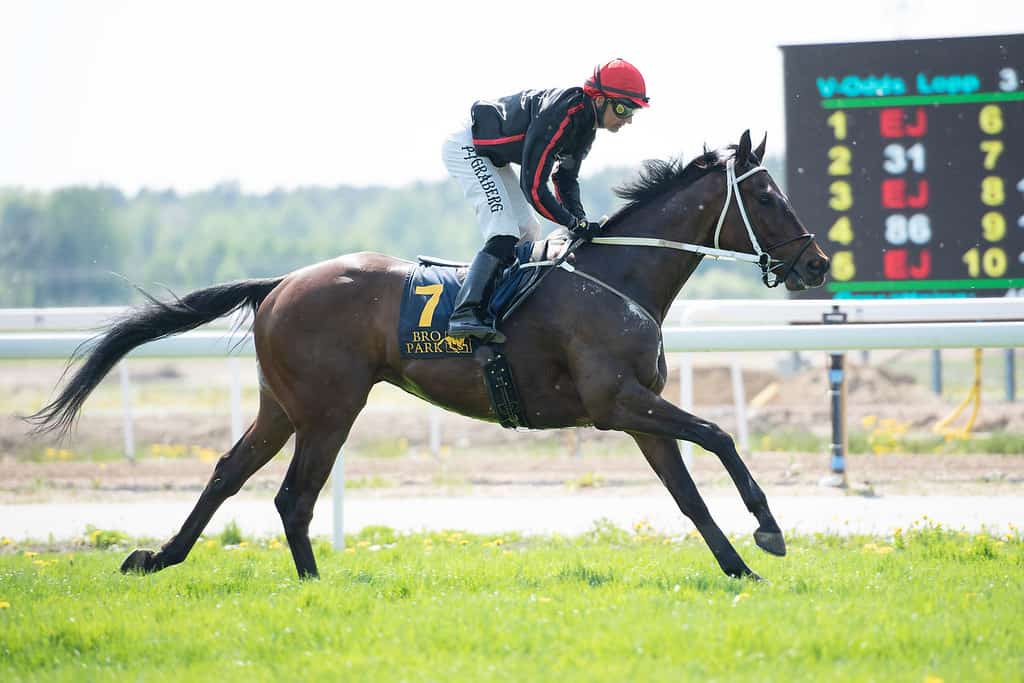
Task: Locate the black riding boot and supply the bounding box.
[447,251,506,343]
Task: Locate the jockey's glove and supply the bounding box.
[570,217,604,241]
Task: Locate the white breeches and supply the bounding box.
[441,123,541,242]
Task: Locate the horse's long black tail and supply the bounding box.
[24,276,285,439]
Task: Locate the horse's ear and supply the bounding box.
[736,130,752,164]
[753,133,767,163]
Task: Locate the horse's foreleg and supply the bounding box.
[120,390,294,574]
[630,433,759,579]
[595,381,784,559]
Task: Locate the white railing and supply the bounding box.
[669,297,1023,459]
[6,297,1019,331]
[0,306,246,330]
[669,297,1024,325]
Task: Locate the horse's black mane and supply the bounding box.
[610,146,735,223]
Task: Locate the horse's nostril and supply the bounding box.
[808,257,830,275]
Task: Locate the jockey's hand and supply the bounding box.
[570,217,603,241]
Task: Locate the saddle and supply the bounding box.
[417,230,574,325]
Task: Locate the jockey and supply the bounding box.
[442,58,649,343]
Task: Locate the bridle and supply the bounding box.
[513,157,818,330]
[592,158,815,287]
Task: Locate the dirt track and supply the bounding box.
[2,449,1022,504]
[3,353,1022,503]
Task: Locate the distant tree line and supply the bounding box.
[0,156,784,307]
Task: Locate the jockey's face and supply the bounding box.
[595,96,634,133]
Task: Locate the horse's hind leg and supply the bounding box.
[121,388,294,574]
[273,370,373,579]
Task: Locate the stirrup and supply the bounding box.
[448,319,506,344]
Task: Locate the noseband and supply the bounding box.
[712,159,815,287]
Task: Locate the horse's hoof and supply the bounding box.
[747,570,765,582]
[120,549,157,574]
[754,529,787,557]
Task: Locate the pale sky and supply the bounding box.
[1,0,1021,193]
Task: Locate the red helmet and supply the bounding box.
[584,59,650,108]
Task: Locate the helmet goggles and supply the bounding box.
[610,98,639,119]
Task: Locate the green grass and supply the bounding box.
[757,429,1024,456]
[881,349,1022,403]
[1,524,1022,681]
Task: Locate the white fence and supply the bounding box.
[4,298,1020,448]
[669,297,1023,460]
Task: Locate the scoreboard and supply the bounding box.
[781,34,1024,299]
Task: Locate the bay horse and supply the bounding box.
[28,130,829,580]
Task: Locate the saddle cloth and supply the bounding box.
[400,231,572,359]
[398,266,477,359]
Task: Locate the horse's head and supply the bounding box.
[713,130,829,290]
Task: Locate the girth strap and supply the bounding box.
[482,347,531,429]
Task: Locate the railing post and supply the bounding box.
[429,407,442,458]
[730,361,749,452]
[820,306,847,488]
[1006,349,1016,402]
[931,349,943,396]
[332,451,345,550]
[119,362,135,461]
[229,357,242,442]
[679,353,694,469]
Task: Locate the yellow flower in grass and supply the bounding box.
[732,592,751,606]
[191,446,220,463]
[863,543,894,555]
[633,520,652,533]
[23,551,38,558]
[924,676,944,683]
[0,601,9,609]
[0,537,12,546]
[268,539,283,550]
[344,547,356,554]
